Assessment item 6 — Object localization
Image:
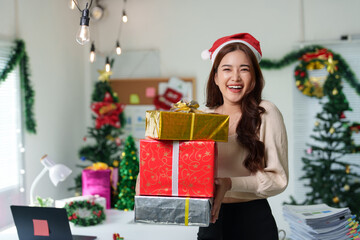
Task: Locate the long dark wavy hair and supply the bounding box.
[206,43,265,173]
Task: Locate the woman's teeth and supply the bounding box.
[228,86,243,89]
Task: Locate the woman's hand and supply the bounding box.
[211,177,232,223]
[135,174,140,196]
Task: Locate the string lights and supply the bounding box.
[85,0,128,71]
[122,10,128,23]
[70,0,128,71]
[68,0,76,10]
[122,0,128,23]
[116,41,122,56]
[72,0,93,45]
[90,42,96,63]
[105,57,111,72]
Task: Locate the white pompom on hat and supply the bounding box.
[201,33,262,64]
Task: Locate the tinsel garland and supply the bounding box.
[259,45,360,96]
[65,200,106,226]
[0,40,36,133]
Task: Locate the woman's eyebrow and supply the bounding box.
[220,64,250,68]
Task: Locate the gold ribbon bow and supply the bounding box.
[170,100,203,113]
[86,162,110,171]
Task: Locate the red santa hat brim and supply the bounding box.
[201,33,262,64]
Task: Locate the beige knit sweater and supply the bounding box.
[214,100,288,200]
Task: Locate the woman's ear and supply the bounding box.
[214,73,219,86]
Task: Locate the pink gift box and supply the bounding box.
[82,169,111,209]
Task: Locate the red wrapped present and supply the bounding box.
[139,139,216,198]
[82,169,111,209]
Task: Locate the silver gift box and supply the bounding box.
[134,196,211,227]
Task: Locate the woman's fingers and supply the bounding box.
[135,174,140,195]
[210,178,231,223]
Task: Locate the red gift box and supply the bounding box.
[139,139,216,198]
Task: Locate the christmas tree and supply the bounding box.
[70,69,126,208]
[288,81,360,215]
[115,135,139,210]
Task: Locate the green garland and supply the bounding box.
[259,45,360,97]
[0,40,36,134]
[65,200,106,226]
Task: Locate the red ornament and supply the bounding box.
[83,137,87,141]
[91,92,126,129]
[295,70,300,76]
[350,125,360,133]
[103,92,113,102]
[300,72,305,77]
[115,138,121,146]
[339,112,346,119]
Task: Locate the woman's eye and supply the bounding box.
[223,68,231,71]
[241,68,249,72]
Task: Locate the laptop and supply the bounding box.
[10,205,97,240]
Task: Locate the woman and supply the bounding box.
[198,33,288,240]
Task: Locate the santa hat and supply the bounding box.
[201,33,262,63]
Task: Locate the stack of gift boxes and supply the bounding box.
[134,101,229,227]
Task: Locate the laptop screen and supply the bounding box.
[10,205,97,240]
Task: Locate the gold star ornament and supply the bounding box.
[325,55,338,74]
[98,69,113,82]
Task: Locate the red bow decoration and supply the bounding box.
[91,92,125,129]
[350,125,360,133]
[301,48,333,62]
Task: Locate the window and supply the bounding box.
[0,41,26,230]
[293,42,360,202]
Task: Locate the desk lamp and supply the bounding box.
[29,154,72,205]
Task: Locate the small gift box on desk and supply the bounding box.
[82,164,112,209]
[145,100,229,142]
[134,195,211,227]
[139,139,216,198]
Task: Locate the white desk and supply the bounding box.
[0,210,199,240]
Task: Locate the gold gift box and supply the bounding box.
[145,110,229,142]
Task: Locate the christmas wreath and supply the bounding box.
[65,200,106,226]
[259,45,360,99]
[294,48,339,98]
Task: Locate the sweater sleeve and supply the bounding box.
[229,101,289,198]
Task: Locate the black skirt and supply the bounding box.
[197,199,279,240]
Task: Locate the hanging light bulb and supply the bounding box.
[122,10,128,23]
[89,42,96,63]
[76,3,91,45]
[68,0,76,10]
[105,57,111,72]
[116,41,122,55]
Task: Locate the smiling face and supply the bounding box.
[214,50,253,106]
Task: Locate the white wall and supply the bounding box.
[0,0,87,204]
[1,0,360,234]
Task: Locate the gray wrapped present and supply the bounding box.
[134,196,211,227]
